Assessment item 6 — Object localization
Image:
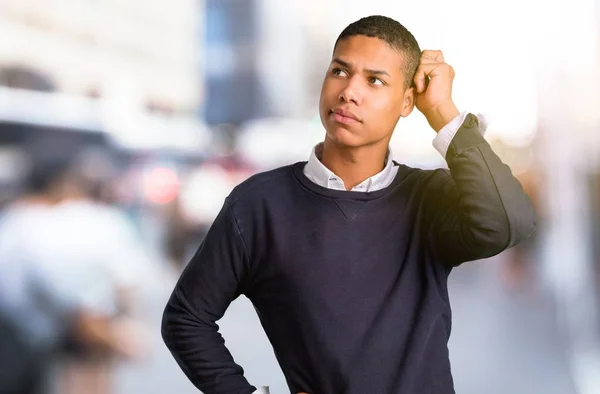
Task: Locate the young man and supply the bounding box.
[162,15,536,394]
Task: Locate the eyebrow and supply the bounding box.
[332,58,391,77]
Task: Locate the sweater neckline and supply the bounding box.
[292,161,408,201]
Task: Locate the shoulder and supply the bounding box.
[393,161,449,185]
[227,163,299,207]
[0,204,53,231]
[389,163,454,200]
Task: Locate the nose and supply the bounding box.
[338,76,362,105]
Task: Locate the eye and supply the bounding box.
[368,76,384,86]
[331,68,348,77]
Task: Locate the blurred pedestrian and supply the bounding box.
[0,157,66,394]
[0,138,135,394]
[48,147,151,394]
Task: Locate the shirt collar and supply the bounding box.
[304,143,395,192]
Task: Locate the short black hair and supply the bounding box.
[334,15,421,88]
[23,135,78,194]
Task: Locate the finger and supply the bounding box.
[414,63,454,92]
[413,68,428,93]
[413,64,432,93]
[417,57,440,67]
[418,55,439,62]
[413,63,441,92]
[417,63,451,79]
[421,50,444,63]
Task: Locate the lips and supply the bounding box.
[330,108,361,124]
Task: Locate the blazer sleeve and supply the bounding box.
[424,113,537,267]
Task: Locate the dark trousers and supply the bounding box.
[0,318,48,394]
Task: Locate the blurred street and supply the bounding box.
[114,253,578,394]
[1,1,600,394]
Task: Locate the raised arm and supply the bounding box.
[413,50,536,266]
[424,114,536,266]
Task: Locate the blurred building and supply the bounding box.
[0,0,201,113]
[203,0,343,126]
[0,0,215,227]
[203,0,262,125]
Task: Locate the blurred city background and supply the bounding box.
[0,0,599,393]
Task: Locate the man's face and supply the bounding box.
[319,35,415,148]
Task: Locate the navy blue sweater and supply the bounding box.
[162,114,536,394]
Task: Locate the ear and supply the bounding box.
[400,86,416,118]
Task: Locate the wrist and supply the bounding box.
[422,101,460,133]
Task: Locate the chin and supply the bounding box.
[325,125,365,148]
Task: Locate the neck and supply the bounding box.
[320,137,389,190]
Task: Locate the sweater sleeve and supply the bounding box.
[425,113,537,267]
[161,198,257,394]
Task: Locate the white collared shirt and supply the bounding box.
[303,142,398,192]
[303,112,471,192]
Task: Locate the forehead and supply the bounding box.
[332,35,406,75]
